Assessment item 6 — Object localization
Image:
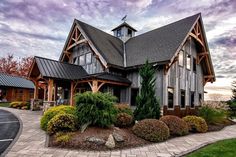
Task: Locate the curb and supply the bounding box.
[0,108,23,157]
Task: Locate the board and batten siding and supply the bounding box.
[164,37,204,108]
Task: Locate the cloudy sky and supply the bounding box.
[0,0,235,100]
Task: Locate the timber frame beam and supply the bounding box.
[164,56,178,75]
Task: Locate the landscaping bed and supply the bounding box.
[49,126,150,150]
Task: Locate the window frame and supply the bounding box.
[179,50,184,67]
[186,54,191,70]
[117,28,122,37]
[86,52,92,64]
[190,92,195,108]
[79,55,85,65]
[193,57,196,72]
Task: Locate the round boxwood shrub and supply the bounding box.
[115,113,133,128]
[160,115,188,136]
[114,104,133,116]
[132,119,169,142]
[40,105,76,131]
[183,116,208,133]
[75,92,117,128]
[47,113,77,135]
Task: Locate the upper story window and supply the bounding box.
[190,92,195,108]
[86,53,92,64]
[117,28,122,37]
[179,50,184,66]
[79,55,85,65]
[127,29,132,37]
[168,87,174,108]
[186,54,191,70]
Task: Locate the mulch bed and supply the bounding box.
[48,119,236,151]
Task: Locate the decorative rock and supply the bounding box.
[113,132,124,142]
[86,136,105,145]
[105,134,115,149]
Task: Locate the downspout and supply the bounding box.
[123,42,127,67]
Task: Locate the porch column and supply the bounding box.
[70,81,74,106]
[43,87,47,101]
[92,80,98,93]
[47,79,54,101]
[34,82,38,99]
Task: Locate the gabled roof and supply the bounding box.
[111,22,137,32]
[0,73,34,89]
[125,14,200,67]
[75,20,124,67]
[33,56,87,80]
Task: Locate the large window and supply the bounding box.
[179,50,184,66]
[186,54,191,70]
[180,90,185,108]
[193,58,196,72]
[190,92,195,108]
[168,87,174,108]
[79,55,85,65]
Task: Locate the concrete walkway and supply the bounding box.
[1,107,236,157]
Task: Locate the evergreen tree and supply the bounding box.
[134,60,160,120]
[232,81,236,100]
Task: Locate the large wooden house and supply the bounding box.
[29,13,215,116]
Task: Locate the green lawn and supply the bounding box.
[0,102,10,107]
[186,139,236,157]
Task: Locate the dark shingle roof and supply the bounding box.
[125,14,200,67]
[35,56,87,80]
[111,22,137,32]
[0,73,34,89]
[75,20,124,67]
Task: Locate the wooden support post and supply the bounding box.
[70,81,74,106]
[92,80,98,93]
[43,87,47,101]
[47,79,54,101]
[34,82,38,99]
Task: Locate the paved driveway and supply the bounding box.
[0,109,20,156]
[1,107,236,157]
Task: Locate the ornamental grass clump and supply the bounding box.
[160,115,188,136]
[115,113,133,128]
[75,92,117,128]
[114,103,133,116]
[183,116,208,133]
[132,119,169,142]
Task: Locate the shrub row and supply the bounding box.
[10,101,30,110]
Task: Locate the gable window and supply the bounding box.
[117,28,122,37]
[180,90,185,108]
[127,29,132,37]
[186,54,191,70]
[179,50,184,66]
[190,92,195,108]
[73,57,78,65]
[193,58,196,72]
[86,53,92,64]
[168,87,174,108]
[79,55,85,65]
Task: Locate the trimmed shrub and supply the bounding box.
[198,106,227,124]
[183,116,208,133]
[75,92,117,128]
[55,132,74,145]
[10,101,30,109]
[40,105,76,131]
[115,104,133,116]
[47,113,77,135]
[132,119,169,142]
[160,115,188,136]
[115,113,133,128]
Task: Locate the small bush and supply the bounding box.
[115,113,133,128]
[75,92,117,128]
[183,116,208,133]
[198,106,227,124]
[160,115,188,136]
[55,132,74,145]
[47,113,77,135]
[40,105,76,131]
[10,101,30,109]
[132,119,169,142]
[114,104,133,116]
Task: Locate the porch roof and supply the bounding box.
[79,72,131,85]
[32,56,88,80]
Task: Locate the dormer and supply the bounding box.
[112,22,137,42]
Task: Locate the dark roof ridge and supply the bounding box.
[126,13,200,42]
[74,19,123,43]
